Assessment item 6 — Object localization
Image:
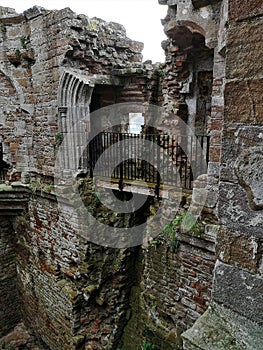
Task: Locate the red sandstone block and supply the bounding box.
[209,147,221,163]
[10,143,18,150]
[196,283,206,292]
[229,0,263,21]
[193,295,205,305]
[190,282,196,288]
[209,134,222,147]
[210,119,223,131]
[225,79,263,123]
[197,305,207,314]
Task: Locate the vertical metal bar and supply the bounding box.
[135,133,137,180]
[184,135,187,189]
[112,132,115,179]
[156,134,161,196]
[206,135,210,165]
[166,135,169,185]
[106,132,109,178]
[126,133,129,180]
[127,133,130,180]
[171,135,175,185]
[119,133,123,188]
[103,132,106,178]
[189,135,193,189]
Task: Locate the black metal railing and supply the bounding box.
[0,143,8,183]
[88,132,210,190]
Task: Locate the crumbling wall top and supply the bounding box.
[0,6,17,17]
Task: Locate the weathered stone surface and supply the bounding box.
[122,232,215,349]
[226,20,263,79]
[218,181,263,230]
[0,322,46,349]
[234,147,263,210]
[0,0,262,349]
[182,303,263,350]
[224,79,263,124]
[216,227,262,274]
[220,126,263,183]
[0,218,21,337]
[229,0,263,21]
[23,5,47,20]
[0,6,17,17]
[213,261,263,324]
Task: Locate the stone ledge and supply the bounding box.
[0,183,30,215]
[182,303,263,350]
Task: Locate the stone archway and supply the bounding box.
[162,18,214,135]
[57,69,94,171]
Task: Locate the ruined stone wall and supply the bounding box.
[213,0,263,336]
[0,6,163,349]
[0,6,157,181]
[1,1,262,349]
[13,182,143,350]
[182,1,263,348]
[0,4,217,349]
[0,217,21,337]
[121,228,215,349]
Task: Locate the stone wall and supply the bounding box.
[0,217,21,337]
[14,181,145,350]
[0,5,160,181]
[0,1,262,349]
[182,0,263,348]
[213,0,263,333]
[121,227,215,349]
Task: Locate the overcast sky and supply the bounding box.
[0,0,167,62]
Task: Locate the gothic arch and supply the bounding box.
[57,69,94,171]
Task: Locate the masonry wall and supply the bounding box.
[1,1,262,349]
[121,228,215,349]
[13,182,142,350]
[182,0,263,348]
[0,217,21,336]
[0,6,157,181]
[213,0,263,327]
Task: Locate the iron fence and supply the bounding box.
[0,143,8,183]
[88,132,209,190]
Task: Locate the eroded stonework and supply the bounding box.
[234,147,263,210]
[0,1,262,349]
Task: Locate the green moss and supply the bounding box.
[15,49,21,57]
[151,212,203,250]
[43,184,52,193]
[72,335,85,347]
[54,132,63,148]
[83,284,98,294]
[141,341,157,350]
[20,36,27,49]
[0,185,13,191]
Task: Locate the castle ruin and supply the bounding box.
[0,1,262,349]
